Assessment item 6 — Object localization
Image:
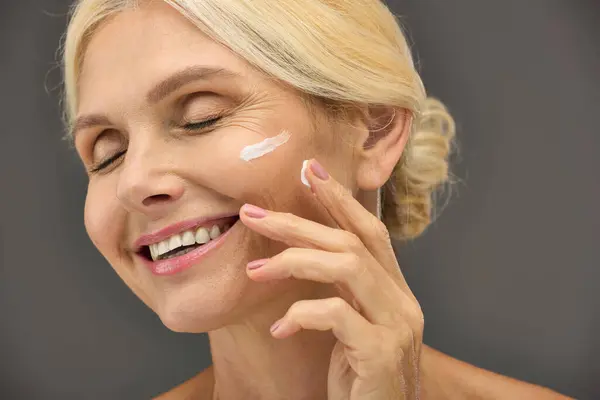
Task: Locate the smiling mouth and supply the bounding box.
[138,215,239,262]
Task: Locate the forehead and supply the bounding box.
[77,1,251,113]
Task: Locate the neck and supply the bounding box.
[356,188,380,220]
[208,189,379,400]
[208,282,338,400]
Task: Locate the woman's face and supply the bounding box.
[74,2,360,332]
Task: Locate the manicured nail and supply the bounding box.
[270,319,282,333]
[247,258,269,270]
[310,159,329,181]
[243,204,268,218]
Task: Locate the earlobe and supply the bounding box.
[356,107,411,191]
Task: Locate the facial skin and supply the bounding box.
[74,2,409,398]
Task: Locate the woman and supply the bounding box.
[61,0,570,398]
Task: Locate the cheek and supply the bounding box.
[181,124,314,202]
[178,102,337,221]
[84,181,124,260]
[84,181,155,309]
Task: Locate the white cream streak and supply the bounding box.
[239,130,292,161]
[301,159,310,188]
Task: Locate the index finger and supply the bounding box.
[302,158,411,293]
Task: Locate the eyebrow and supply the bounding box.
[146,66,239,104]
[71,114,112,141]
[71,66,240,140]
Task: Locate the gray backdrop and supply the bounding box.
[1,0,598,399]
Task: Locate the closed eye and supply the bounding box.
[88,115,222,174]
[182,116,222,131]
[89,149,127,174]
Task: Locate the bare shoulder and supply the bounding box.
[153,366,215,400]
[421,345,572,399]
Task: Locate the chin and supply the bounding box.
[137,221,298,333]
[153,273,298,333]
[157,300,239,334]
[159,310,225,334]
[153,273,249,333]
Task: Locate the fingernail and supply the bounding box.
[247,258,269,270]
[310,159,329,181]
[243,204,268,218]
[270,319,282,333]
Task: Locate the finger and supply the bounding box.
[270,297,377,352]
[272,298,414,379]
[303,158,410,291]
[240,204,370,255]
[240,205,403,319]
[239,203,417,317]
[247,247,407,325]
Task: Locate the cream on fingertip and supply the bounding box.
[301,159,311,188]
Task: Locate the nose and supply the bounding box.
[116,142,185,219]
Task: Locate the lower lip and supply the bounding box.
[138,219,238,276]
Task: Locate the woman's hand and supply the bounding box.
[239,159,424,399]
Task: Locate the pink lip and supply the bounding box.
[137,217,239,276]
[133,212,239,250]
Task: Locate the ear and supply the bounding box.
[355,106,412,191]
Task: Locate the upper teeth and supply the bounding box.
[149,223,230,261]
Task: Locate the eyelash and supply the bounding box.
[89,149,127,174]
[182,114,223,131]
[88,115,224,174]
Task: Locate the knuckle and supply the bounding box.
[374,218,391,241]
[406,303,425,330]
[398,325,414,348]
[277,247,299,262]
[415,308,425,327]
[338,186,355,206]
[362,215,391,243]
[281,213,299,229]
[276,248,291,263]
[287,299,309,317]
[344,231,364,253]
[339,253,363,278]
[329,297,349,315]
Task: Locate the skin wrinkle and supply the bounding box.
[74,2,407,399]
[62,1,575,399]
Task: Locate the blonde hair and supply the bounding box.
[62,0,456,240]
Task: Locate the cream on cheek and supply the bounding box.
[239,129,292,161]
[239,129,315,190]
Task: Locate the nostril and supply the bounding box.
[142,194,172,207]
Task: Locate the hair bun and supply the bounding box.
[383,97,456,240]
